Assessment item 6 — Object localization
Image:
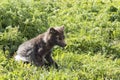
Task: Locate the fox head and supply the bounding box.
[44,26,66,47]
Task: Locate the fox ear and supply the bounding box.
[61,25,64,30]
[49,28,57,34]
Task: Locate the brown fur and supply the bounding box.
[15,26,66,68]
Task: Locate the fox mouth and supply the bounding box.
[61,44,67,47]
[57,43,67,47]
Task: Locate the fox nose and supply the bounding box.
[64,43,67,47]
[62,43,67,47]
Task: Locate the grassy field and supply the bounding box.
[0,0,120,80]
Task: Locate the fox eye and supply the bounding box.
[59,37,62,40]
[56,36,62,40]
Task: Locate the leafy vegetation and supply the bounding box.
[0,0,120,80]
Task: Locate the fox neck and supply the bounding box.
[43,33,55,49]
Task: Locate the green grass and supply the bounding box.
[0,0,120,80]
[0,50,120,80]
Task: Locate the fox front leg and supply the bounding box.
[45,51,58,69]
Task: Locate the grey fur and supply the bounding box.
[15,26,66,68]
